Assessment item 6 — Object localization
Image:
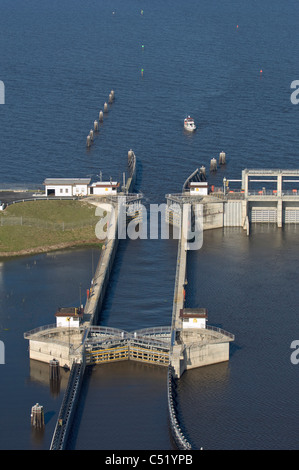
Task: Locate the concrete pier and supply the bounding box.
[168,201,234,378]
[167,168,235,378]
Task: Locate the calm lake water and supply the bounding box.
[0,0,298,450]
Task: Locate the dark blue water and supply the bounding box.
[0,0,299,450]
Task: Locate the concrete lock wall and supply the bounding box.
[91,230,119,326]
[183,342,230,370]
[29,339,73,368]
[202,202,224,230]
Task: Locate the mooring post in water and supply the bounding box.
[86,135,91,147]
[104,102,108,113]
[200,165,206,179]
[219,151,226,165]
[108,93,113,104]
[89,129,94,141]
[210,158,217,172]
[49,358,60,381]
[94,120,99,132]
[49,358,61,396]
[99,110,103,122]
[31,403,44,429]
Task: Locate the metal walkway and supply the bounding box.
[84,326,171,366]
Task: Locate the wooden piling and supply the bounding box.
[210,158,217,172]
[104,102,108,113]
[199,166,206,178]
[94,120,99,131]
[219,151,226,165]
[31,403,44,428]
[49,359,60,381]
[86,135,91,147]
[99,110,104,122]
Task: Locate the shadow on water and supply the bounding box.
[44,410,56,425]
[69,361,171,450]
[66,365,93,450]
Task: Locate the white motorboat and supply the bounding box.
[184,116,196,132]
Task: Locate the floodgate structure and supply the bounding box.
[24,153,299,450]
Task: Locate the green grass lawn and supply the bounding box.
[0,199,103,255]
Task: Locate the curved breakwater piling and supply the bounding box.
[50,363,85,450]
[125,149,136,193]
[167,366,192,450]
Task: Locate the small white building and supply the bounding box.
[55,307,84,328]
[89,181,119,195]
[189,182,209,196]
[44,178,91,197]
[180,308,208,329]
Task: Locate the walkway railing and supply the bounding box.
[24,323,57,337]
[205,325,235,340]
[83,326,172,366]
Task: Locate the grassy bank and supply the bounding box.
[0,199,103,256]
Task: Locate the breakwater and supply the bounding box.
[168,188,234,379]
[50,362,85,450]
[167,365,192,450]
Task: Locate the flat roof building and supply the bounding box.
[55,307,84,328]
[179,308,208,329]
[44,178,91,197]
[89,181,119,195]
[189,181,209,195]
